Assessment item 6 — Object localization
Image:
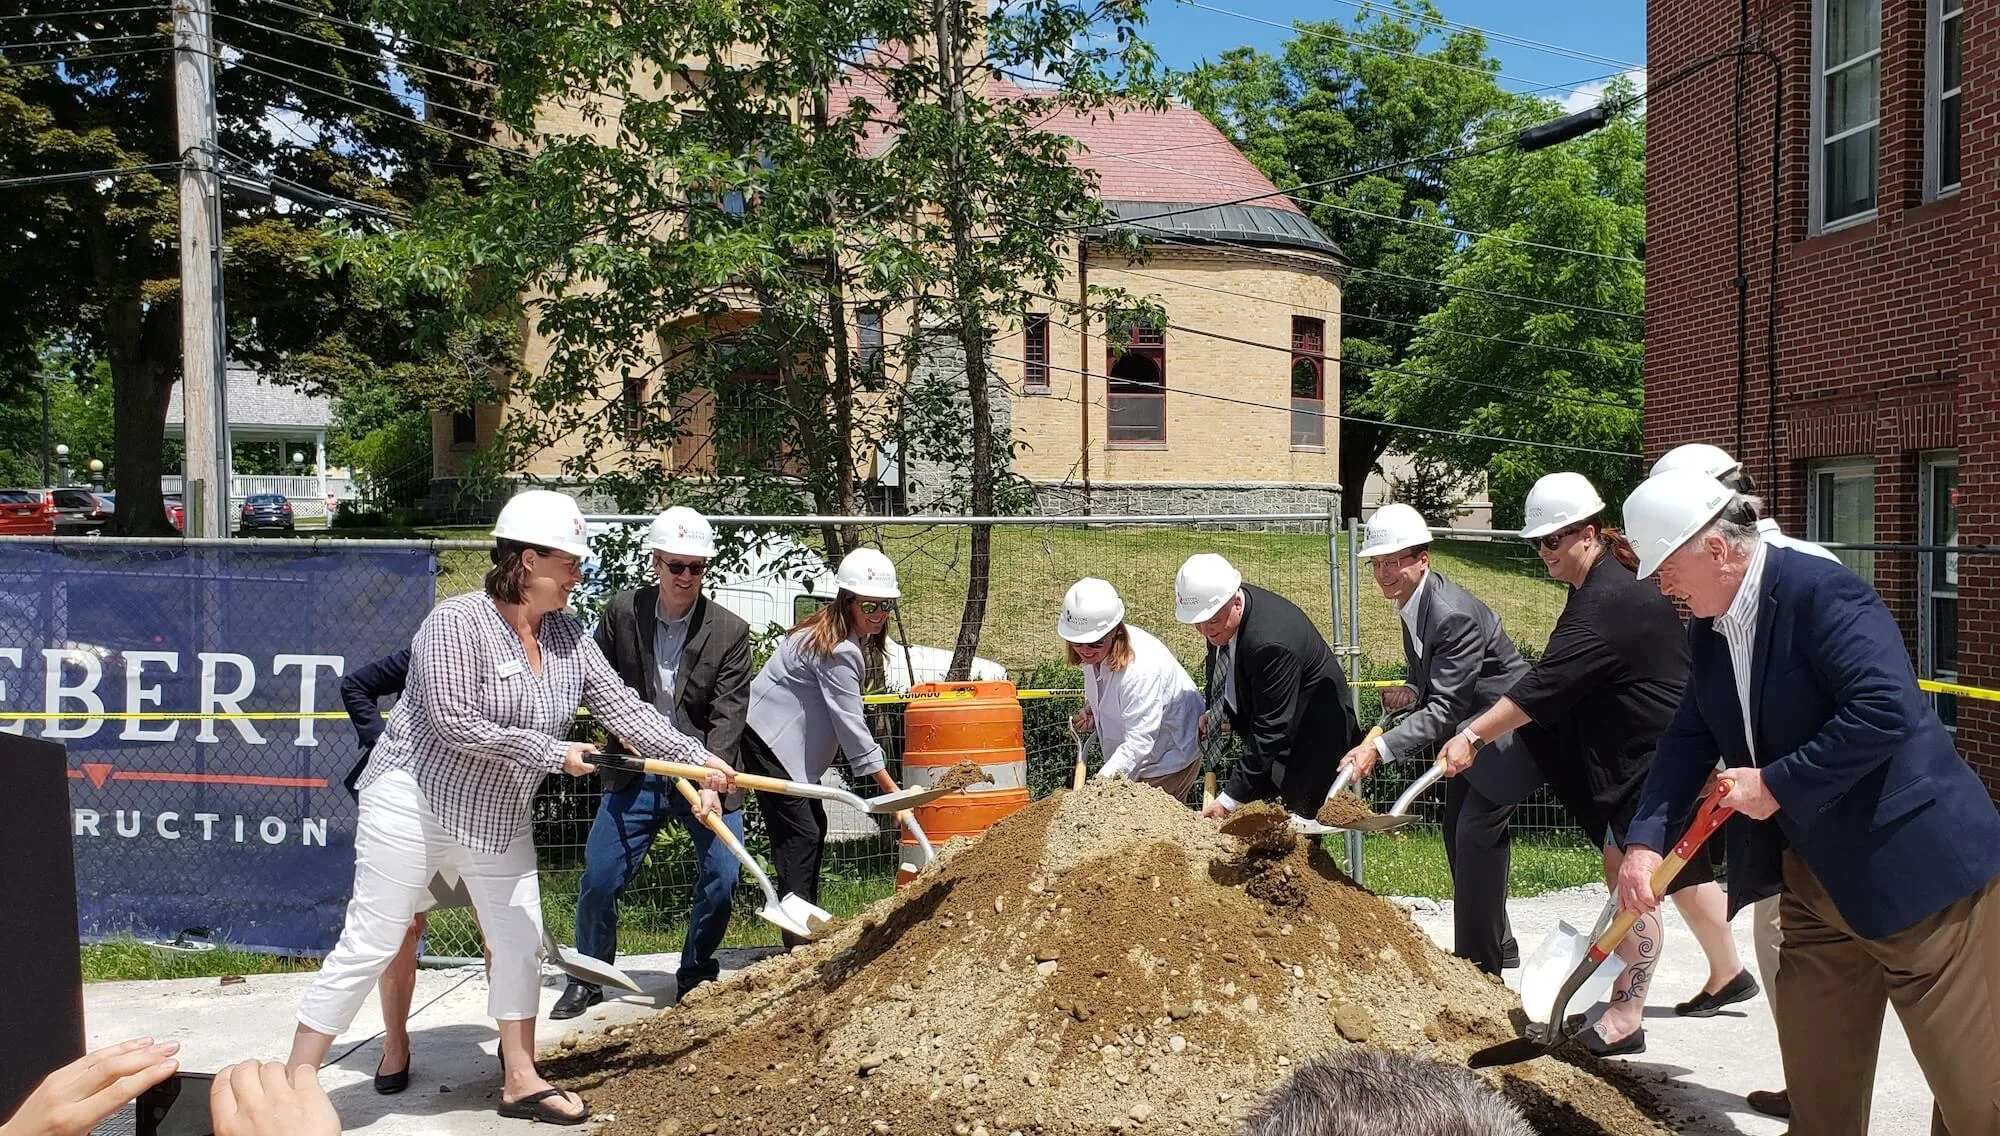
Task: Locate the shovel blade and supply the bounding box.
[758,902,816,939]
[1338,813,1421,834]
[1519,920,1626,1026]
[865,784,959,813]
[547,938,645,993]
[1468,1034,1562,1069]
[781,893,834,930]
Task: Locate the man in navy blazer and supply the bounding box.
[1616,471,2000,1136]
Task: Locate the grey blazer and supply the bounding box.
[592,588,752,806]
[747,632,886,785]
[1379,570,1544,807]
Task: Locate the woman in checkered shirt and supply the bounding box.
[289,491,731,1127]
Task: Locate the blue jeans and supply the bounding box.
[573,775,743,989]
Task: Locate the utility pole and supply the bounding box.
[39,374,52,488]
[175,0,229,537]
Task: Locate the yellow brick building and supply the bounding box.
[432,72,1346,517]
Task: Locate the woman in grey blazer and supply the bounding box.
[743,547,908,945]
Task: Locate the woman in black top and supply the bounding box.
[1438,473,1753,1057]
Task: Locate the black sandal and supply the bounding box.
[498,1087,591,1126]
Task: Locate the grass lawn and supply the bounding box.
[80,830,1595,981]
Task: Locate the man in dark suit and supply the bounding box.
[1617,471,2000,1136]
[1176,553,1361,821]
[1338,505,1542,976]
[552,507,753,1018]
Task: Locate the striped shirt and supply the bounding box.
[1713,539,1769,763]
[359,591,707,853]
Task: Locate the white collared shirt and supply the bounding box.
[1713,539,1769,761]
[1757,516,1842,563]
[1375,568,1432,764]
[1085,626,1203,781]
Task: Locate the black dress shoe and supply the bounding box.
[1746,1089,1791,1118]
[373,1059,410,1095]
[1674,969,1760,1017]
[1577,1026,1645,1057]
[1500,939,1520,970]
[549,982,602,1020]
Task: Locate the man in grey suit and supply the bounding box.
[552,507,753,1018]
[1340,505,1543,976]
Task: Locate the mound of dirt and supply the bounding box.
[929,760,998,795]
[550,781,1673,1136]
[1313,792,1377,828]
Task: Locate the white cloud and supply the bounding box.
[1559,68,1647,114]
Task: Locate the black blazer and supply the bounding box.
[1209,584,1362,816]
[340,648,410,797]
[593,588,752,807]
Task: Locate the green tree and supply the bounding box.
[1371,85,1645,528]
[0,2,511,532]
[1180,1,1509,519]
[343,0,1160,676]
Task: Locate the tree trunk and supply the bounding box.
[106,300,180,537]
[1337,419,1394,522]
[937,0,992,684]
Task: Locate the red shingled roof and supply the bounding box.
[825,67,1300,214]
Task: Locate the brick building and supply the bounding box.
[433,69,1347,517]
[1646,0,1989,788]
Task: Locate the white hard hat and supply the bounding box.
[1651,443,1742,481]
[1624,469,1735,577]
[1174,553,1242,624]
[491,489,591,558]
[1358,503,1432,559]
[644,506,716,559]
[1520,472,1607,539]
[836,547,900,600]
[1057,577,1126,643]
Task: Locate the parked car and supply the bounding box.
[50,488,114,535]
[0,489,56,536]
[238,493,293,533]
[161,494,185,533]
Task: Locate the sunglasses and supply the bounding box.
[1529,523,1586,552]
[657,561,706,577]
[858,600,897,615]
[1078,630,1117,651]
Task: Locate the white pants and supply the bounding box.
[297,769,545,1035]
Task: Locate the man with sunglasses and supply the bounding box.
[1338,504,1541,977]
[553,506,753,1018]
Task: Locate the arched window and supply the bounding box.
[1107,320,1166,445]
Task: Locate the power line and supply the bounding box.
[242,0,498,71]
[1344,263,1643,322]
[209,48,528,157]
[220,39,506,131]
[1175,0,1542,89]
[213,9,499,91]
[1315,0,1643,71]
[0,160,180,188]
[1105,261,1632,364]
[0,31,160,50]
[3,5,167,20]
[0,42,164,67]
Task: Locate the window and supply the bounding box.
[1290,316,1326,449]
[1812,0,1881,231]
[1927,0,1963,199]
[619,375,648,446]
[1107,319,1166,445]
[1807,457,1875,582]
[1022,313,1050,392]
[1920,453,1959,727]
[449,409,477,449]
[856,310,884,374]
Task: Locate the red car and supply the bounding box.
[0,489,56,535]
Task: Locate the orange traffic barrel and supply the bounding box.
[898,680,1030,885]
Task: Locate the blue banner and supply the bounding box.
[0,543,434,955]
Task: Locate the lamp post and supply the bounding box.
[88,459,104,489]
[39,374,52,488]
[55,444,70,488]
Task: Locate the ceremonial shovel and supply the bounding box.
[668,777,827,940]
[1468,777,1736,1069]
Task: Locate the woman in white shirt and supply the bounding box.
[1059,578,1205,801]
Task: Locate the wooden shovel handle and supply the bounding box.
[599,752,803,796]
[1202,772,1217,810]
[669,776,735,846]
[1588,778,1736,959]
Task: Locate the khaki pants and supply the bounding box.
[1137,760,1203,805]
[1778,851,2000,1136]
[1752,894,1782,1018]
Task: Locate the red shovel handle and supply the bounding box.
[1585,777,1736,962]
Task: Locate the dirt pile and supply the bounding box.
[552,781,1672,1136]
[1313,792,1377,828]
[928,760,998,795]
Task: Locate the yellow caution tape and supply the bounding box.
[1917,678,2000,702]
[2,689,1092,721]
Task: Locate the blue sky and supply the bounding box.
[1140,1,1647,111]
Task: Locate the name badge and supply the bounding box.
[496,659,526,679]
